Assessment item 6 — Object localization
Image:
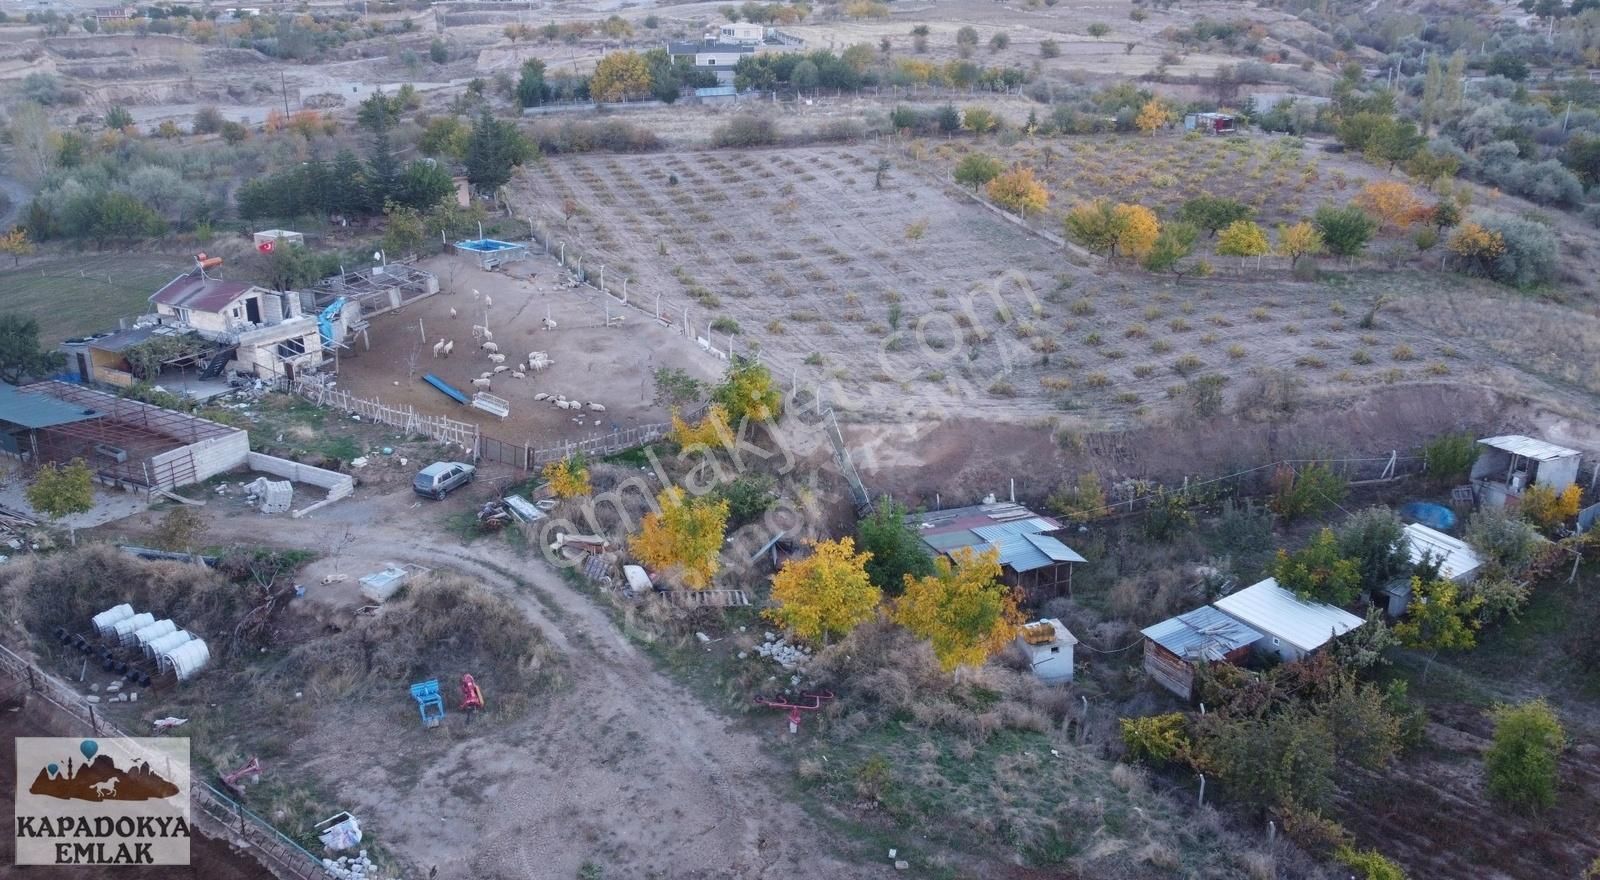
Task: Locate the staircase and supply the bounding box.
[199,345,237,379]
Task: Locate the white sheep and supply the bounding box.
[493,365,509,374]
[480,371,493,379]
[471,377,492,390]
[481,341,500,353]
[515,362,526,373]
[482,328,493,342]
[471,289,480,301]
[449,307,457,319]
[432,339,444,358]
[534,392,550,401]
[541,318,558,331]
[487,353,507,364]
[471,324,485,340]
[588,403,606,412]
[484,295,493,308]
[442,340,454,356]
[511,371,526,379]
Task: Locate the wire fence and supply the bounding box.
[0,641,326,879]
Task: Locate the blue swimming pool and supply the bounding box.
[455,238,522,253]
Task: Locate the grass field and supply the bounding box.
[0,255,184,344]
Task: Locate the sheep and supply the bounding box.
[481,341,500,353]
[511,371,526,379]
[442,340,454,356]
[471,377,492,390]
[432,339,445,358]
[449,307,458,319]
[493,365,509,374]
[487,353,507,364]
[484,295,493,309]
[541,318,558,331]
[534,392,550,401]
[482,328,493,342]
[471,324,486,340]
[588,403,606,412]
[471,289,480,301]
[515,362,526,373]
[480,372,493,380]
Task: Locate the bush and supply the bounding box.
[1314,204,1376,258]
[1269,461,1347,521]
[1121,713,1192,765]
[712,115,778,147]
[1335,844,1407,880]
[1465,506,1540,572]
[1336,507,1410,590]
[1422,432,1476,485]
[1474,210,1558,288]
[527,118,662,153]
[1485,699,1565,811]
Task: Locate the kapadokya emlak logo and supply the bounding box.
[15,737,191,866]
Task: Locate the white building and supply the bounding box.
[1017,618,1076,684]
[1213,578,1365,663]
[1471,435,1583,510]
[717,22,765,44]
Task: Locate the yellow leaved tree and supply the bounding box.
[767,537,882,643]
[1353,180,1425,232]
[541,454,591,498]
[986,166,1049,217]
[590,51,653,102]
[1135,99,1173,135]
[713,357,782,424]
[0,226,34,266]
[1275,221,1324,268]
[893,547,1021,670]
[629,486,730,589]
[1112,203,1160,260]
[669,403,731,448]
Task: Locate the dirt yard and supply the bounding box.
[96,485,886,880]
[330,254,727,450]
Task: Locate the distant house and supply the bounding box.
[1378,523,1485,617]
[1018,618,1077,684]
[1183,112,1236,135]
[1213,578,1365,663]
[904,501,1085,603]
[667,40,755,85]
[1471,434,1583,510]
[1140,606,1263,701]
[716,22,765,44]
[92,5,134,23]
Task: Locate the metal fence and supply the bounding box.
[0,641,326,879]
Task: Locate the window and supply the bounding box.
[1271,637,1280,646]
[1049,646,1059,654]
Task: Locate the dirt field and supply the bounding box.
[331,253,727,449]
[0,694,276,880]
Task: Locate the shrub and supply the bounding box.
[1270,462,1347,521]
[1336,506,1410,590]
[1314,204,1377,258]
[1121,713,1192,765]
[1422,433,1476,485]
[1485,699,1565,811]
[1335,845,1408,880]
[1274,528,1361,605]
[1465,506,1541,572]
[1087,22,1111,36]
[1518,483,1581,531]
[712,115,778,147]
[1474,210,1558,288]
[1040,39,1060,58]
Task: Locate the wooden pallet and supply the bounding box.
[659,589,751,608]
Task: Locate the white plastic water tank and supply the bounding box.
[162,639,210,681]
[112,613,155,647]
[132,619,176,650]
[91,604,135,638]
[145,630,193,659]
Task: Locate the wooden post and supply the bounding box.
[89,704,98,734]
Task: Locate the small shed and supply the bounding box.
[1183,112,1237,134]
[906,502,1085,603]
[1380,523,1485,617]
[1140,606,1263,700]
[1213,578,1365,663]
[1018,618,1077,684]
[1471,435,1582,510]
[253,229,305,250]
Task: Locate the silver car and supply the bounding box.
[413,461,476,500]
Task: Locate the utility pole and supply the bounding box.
[280,70,290,117]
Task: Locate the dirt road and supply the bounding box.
[110,482,876,880]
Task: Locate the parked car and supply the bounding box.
[413,462,476,500]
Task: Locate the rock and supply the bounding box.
[695,632,711,643]
[895,860,909,870]
[737,652,748,660]
[88,684,99,693]
[106,682,121,692]
[86,696,101,704]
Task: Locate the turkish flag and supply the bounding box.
[258,240,274,254]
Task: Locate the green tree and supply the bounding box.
[953,152,1003,190]
[1422,432,1476,485]
[464,110,530,193]
[855,499,934,594]
[26,458,94,541]
[0,315,64,384]
[1313,204,1377,259]
[328,149,371,217]
[517,58,548,107]
[1394,577,1482,667]
[1216,219,1270,261]
[429,37,449,64]
[1365,119,1425,171]
[1485,699,1564,811]
[1142,220,1197,272]
[104,105,133,130]
[1336,507,1411,590]
[1273,528,1362,606]
[381,201,426,258]
[1270,461,1348,520]
[1178,194,1251,238]
[1465,507,1541,572]
[419,116,469,160]
[392,161,455,211]
[711,356,781,423]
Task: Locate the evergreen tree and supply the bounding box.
[366,125,400,211]
[464,111,528,193]
[328,148,369,217]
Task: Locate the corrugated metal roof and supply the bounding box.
[981,534,1052,572]
[907,503,1080,572]
[971,519,1059,541]
[1022,532,1087,563]
[0,383,101,429]
[1213,578,1365,652]
[150,273,257,313]
[1477,435,1581,462]
[1403,523,1483,581]
[1141,606,1262,661]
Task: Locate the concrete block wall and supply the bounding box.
[147,430,250,488]
[246,452,353,491]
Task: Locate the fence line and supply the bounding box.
[0,641,325,879]
[294,377,480,452]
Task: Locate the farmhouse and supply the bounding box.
[1378,523,1485,617]
[0,381,248,492]
[1017,618,1077,684]
[667,39,755,84]
[1471,434,1583,510]
[1140,605,1263,701]
[715,22,765,44]
[1213,578,1365,663]
[904,501,1085,603]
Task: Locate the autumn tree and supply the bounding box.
[953,152,1003,190]
[1394,576,1482,674]
[1447,221,1506,277]
[1216,219,1270,263]
[961,105,999,135]
[542,454,592,498]
[1354,181,1425,232]
[591,51,653,102]
[767,537,881,642]
[1134,98,1173,135]
[26,458,94,542]
[1273,528,1361,606]
[894,547,1021,669]
[712,356,782,424]
[669,403,731,448]
[985,166,1048,217]
[1518,483,1582,531]
[1275,221,1323,267]
[629,486,730,589]
[1063,199,1121,255]
[1113,203,1160,259]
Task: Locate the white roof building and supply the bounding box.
[1403,523,1483,582]
[1213,578,1365,662]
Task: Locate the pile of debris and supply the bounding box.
[244,477,293,515]
[320,852,392,880]
[754,632,810,671]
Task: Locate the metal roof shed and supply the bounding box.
[1141,606,1262,700]
[1213,578,1364,663]
[1472,434,1583,510]
[1379,523,1486,617]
